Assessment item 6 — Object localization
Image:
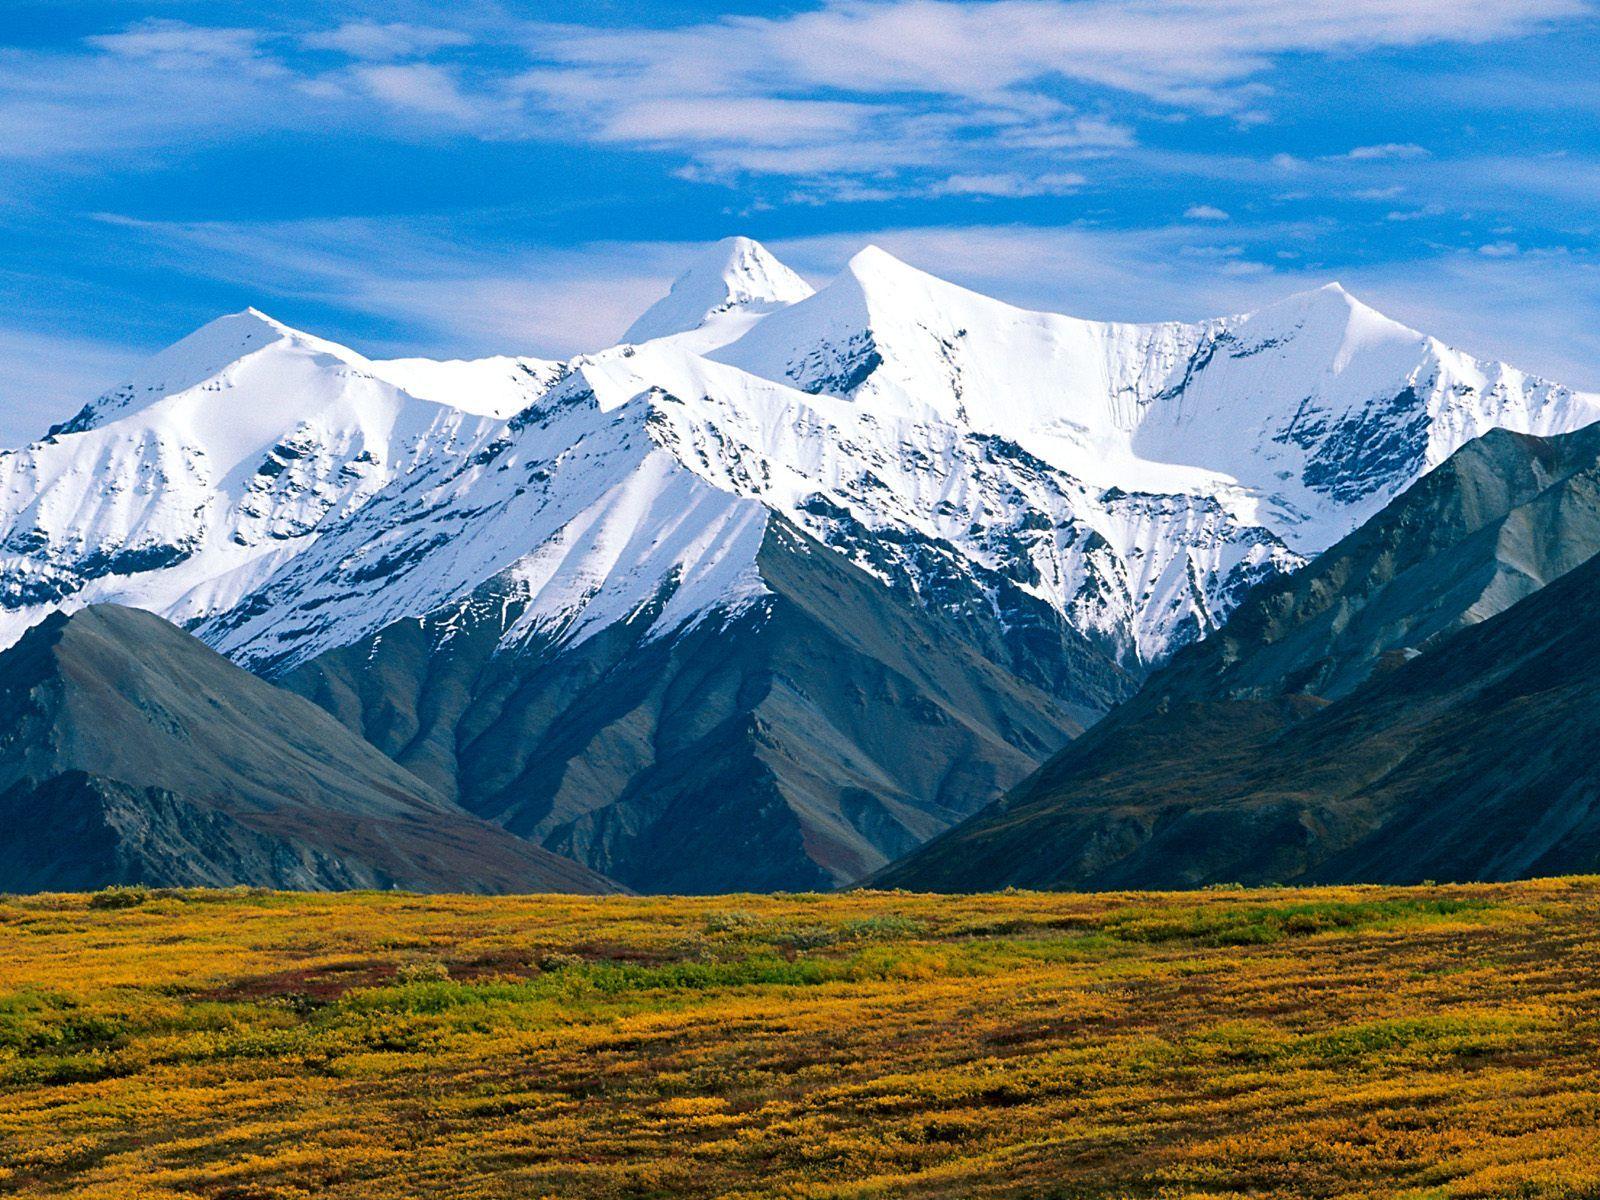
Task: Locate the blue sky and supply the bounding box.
[1,0,1597,442]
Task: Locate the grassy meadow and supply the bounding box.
[3,880,1600,1198]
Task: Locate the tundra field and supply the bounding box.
[4,882,1600,1199]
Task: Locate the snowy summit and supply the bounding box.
[622,236,816,348]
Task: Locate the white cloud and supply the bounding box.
[0,18,499,166]
[504,0,1584,191]
[0,30,294,160]
[0,1,1584,203]
[524,0,1587,127]
[758,0,1582,110]
[302,23,472,61]
[1478,240,1520,256]
[86,214,688,356]
[1343,142,1431,160]
[1382,201,1447,221]
[1184,204,1231,220]
[931,171,1086,196]
[597,95,875,147]
[86,20,264,70]
[511,52,1124,187]
[352,63,485,122]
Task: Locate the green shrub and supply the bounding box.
[840,914,926,941]
[536,951,585,972]
[778,925,840,950]
[705,910,760,934]
[395,960,450,984]
[88,886,150,910]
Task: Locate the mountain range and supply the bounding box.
[2,236,1597,892]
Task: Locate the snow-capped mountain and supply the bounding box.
[0,311,511,646]
[3,236,1596,888]
[623,235,815,349]
[707,249,1599,654]
[7,239,1591,670]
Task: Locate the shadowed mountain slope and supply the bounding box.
[0,605,615,894]
[283,520,1098,892]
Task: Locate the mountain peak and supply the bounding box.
[39,309,302,438]
[841,243,955,294]
[846,243,906,273]
[174,306,293,352]
[1232,279,1420,347]
[1262,280,1382,318]
[233,305,304,336]
[135,307,351,383]
[623,236,814,344]
[40,307,372,439]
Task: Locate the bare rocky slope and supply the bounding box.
[282,519,1101,891]
[0,605,615,894]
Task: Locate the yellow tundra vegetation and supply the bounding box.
[4,880,1600,1199]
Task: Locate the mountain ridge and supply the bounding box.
[9,241,1595,673]
[623,235,815,347]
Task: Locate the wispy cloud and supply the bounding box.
[929,172,1086,197]
[0,1,1587,195]
[301,22,471,61]
[0,23,291,160]
[527,0,1587,113]
[1342,142,1432,160]
[86,20,266,70]
[86,213,691,356]
[512,0,1587,184]
[499,0,1588,202]
[349,63,487,122]
[0,325,140,445]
